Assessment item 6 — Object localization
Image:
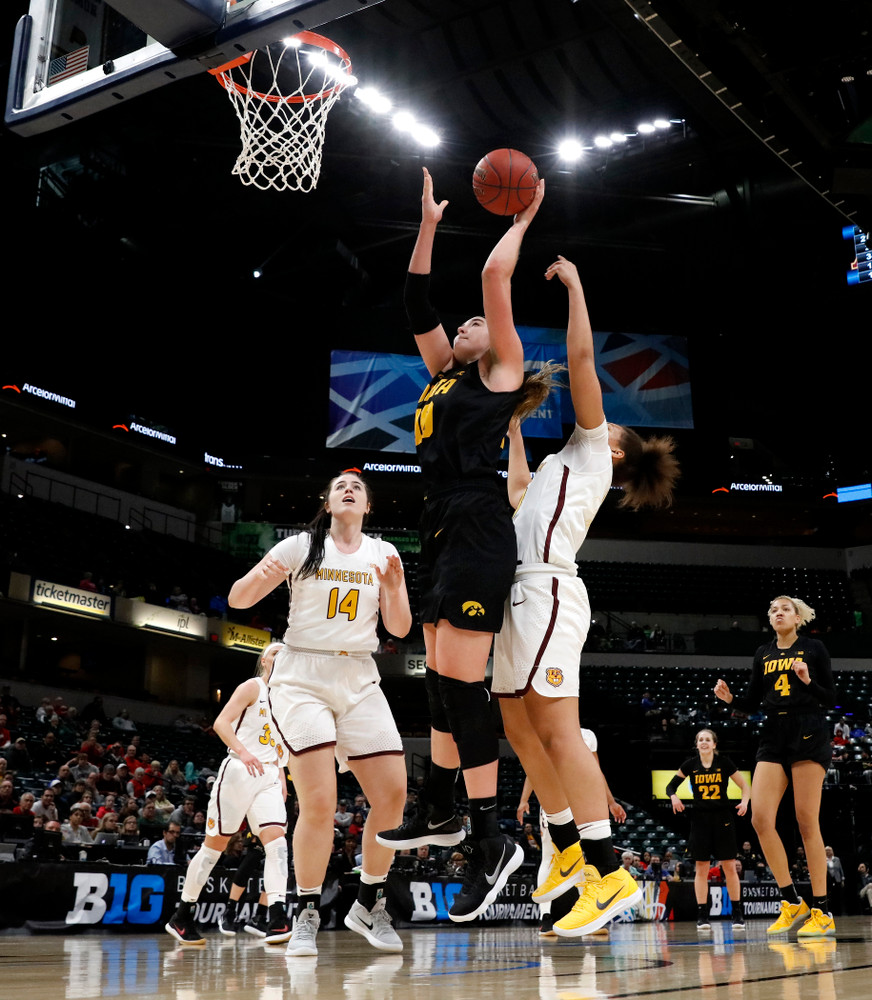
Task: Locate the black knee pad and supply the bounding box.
[438,674,498,770]
[232,846,264,889]
[425,667,451,733]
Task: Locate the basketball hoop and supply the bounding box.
[210,31,355,192]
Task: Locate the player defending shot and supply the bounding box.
[494,256,678,936]
[165,643,291,945]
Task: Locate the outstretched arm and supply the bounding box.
[545,256,604,430]
[480,179,545,392]
[408,168,455,376]
[506,418,532,510]
[212,679,265,776]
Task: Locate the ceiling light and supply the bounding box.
[593,135,613,148]
[637,122,656,134]
[557,139,584,161]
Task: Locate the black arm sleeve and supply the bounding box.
[404,271,442,336]
[665,773,684,796]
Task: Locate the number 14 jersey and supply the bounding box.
[269,533,402,653]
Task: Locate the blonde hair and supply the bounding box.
[611,425,680,510]
[512,361,567,424]
[256,642,285,678]
[770,595,816,627]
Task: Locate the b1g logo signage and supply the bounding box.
[67,872,166,926]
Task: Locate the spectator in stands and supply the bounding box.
[348,812,366,842]
[414,844,439,877]
[7,737,31,774]
[114,763,130,791]
[68,751,98,784]
[79,697,109,729]
[0,713,11,749]
[520,822,542,862]
[127,768,148,802]
[834,717,850,740]
[643,854,671,881]
[858,863,872,913]
[0,686,22,727]
[139,799,166,842]
[181,809,207,837]
[61,807,94,847]
[152,785,175,821]
[146,822,182,864]
[96,793,118,820]
[826,845,845,915]
[79,572,98,593]
[331,835,362,874]
[13,791,35,818]
[170,796,197,829]
[334,800,354,832]
[35,698,53,725]
[30,731,60,771]
[163,759,188,797]
[619,852,641,879]
[79,729,105,766]
[21,820,65,862]
[32,787,59,823]
[118,814,142,846]
[94,812,119,836]
[96,764,123,798]
[124,745,142,773]
[167,586,190,612]
[0,779,17,812]
[112,709,137,732]
[626,622,646,652]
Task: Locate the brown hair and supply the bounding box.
[512,361,566,424]
[611,425,680,510]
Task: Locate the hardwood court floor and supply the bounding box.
[1,917,870,1000]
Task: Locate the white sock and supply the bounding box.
[577,819,611,840]
[544,808,574,827]
[181,846,222,902]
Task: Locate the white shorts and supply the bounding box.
[206,756,287,839]
[492,573,589,698]
[268,647,404,773]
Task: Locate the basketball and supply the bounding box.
[472,148,539,216]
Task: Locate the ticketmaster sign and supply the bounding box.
[32,579,112,618]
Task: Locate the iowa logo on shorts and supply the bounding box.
[545,668,564,688]
[207,817,216,830]
[462,601,485,617]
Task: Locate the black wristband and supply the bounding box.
[404,271,442,335]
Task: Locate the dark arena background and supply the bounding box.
[1,1,871,998]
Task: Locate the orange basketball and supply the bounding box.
[472,148,539,216]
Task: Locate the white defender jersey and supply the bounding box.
[512,421,612,574]
[229,677,283,765]
[268,532,401,653]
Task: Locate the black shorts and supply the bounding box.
[418,483,517,633]
[756,712,830,770]
[689,810,737,863]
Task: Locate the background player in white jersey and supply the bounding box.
[494,256,679,937]
[165,643,291,946]
[229,470,411,957]
[516,727,626,935]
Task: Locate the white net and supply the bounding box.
[212,35,354,192]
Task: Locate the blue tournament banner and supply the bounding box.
[327,333,691,453]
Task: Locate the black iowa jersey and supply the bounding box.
[415,362,523,491]
[678,754,738,811]
[734,636,836,715]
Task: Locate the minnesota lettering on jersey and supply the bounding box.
[316,568,374,586]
